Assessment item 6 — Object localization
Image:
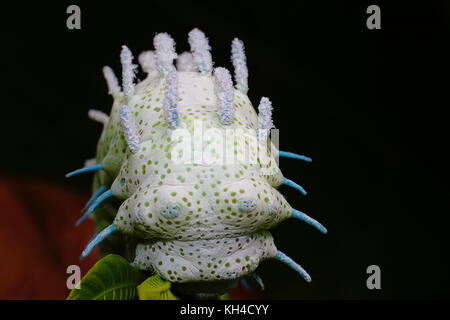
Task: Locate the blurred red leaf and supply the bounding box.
[0,175,98,299]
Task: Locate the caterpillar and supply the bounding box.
[66,28,326,296]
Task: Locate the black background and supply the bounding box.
[2,0,450,299]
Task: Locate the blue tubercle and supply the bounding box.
[283,177,307,195]
[80,224,117,260]
[240,278,251,292]
[87,232,98,245]
[278,151,312,162]
[81,185,107,213]
[274,250,311,282]
[291,208,327,234]
[250,273,265,291]
[65,164,103,178]
[241,274,265,292]
[76,189,113,227]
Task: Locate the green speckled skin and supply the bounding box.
[92,71,289,283]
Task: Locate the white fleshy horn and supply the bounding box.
[88,109,109,125]
[102,66,121,95]
[163,71,179,128]
[176,52,197,72]
[153,33,177,76]
[257,97,274,141]
[214,67,234,125]
[120,105,140,153]
[138,50,157,74]
[188,28,213,75]
[84,158,97,167]
[231,38,248,94]
[120,45,137,102]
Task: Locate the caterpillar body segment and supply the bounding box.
[69,28,324,288]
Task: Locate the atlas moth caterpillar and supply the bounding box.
[66,28,326,295]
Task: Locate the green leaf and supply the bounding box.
[67,254,146,300]
[137,275,179,300]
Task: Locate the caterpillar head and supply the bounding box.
[112,175,291,241]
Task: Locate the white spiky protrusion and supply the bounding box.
[188,28,213,75]
[231,38,249,94]
[214,67,235,125]
[88,109,109,125]
[154,33,177,76]
[120,46,137,102]
[120,105,140,154]
[102,66,121,95]
[257,97,274,141]
[163,71,179,129]
[177,52,197,72]
[138,50,157,74]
